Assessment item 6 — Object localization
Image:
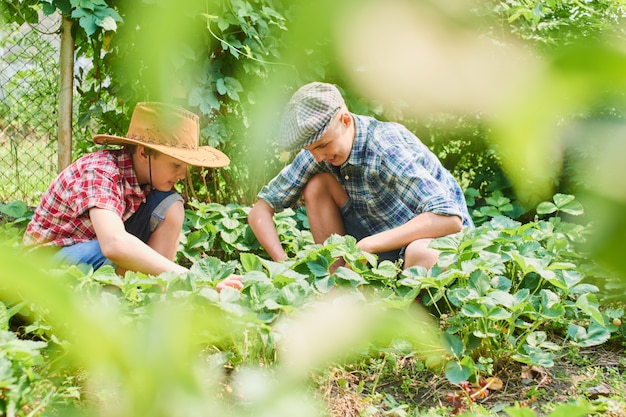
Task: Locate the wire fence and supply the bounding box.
[0,11,63,206]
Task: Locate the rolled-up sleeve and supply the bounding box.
[257,150,326,212]
[379,138,470,225]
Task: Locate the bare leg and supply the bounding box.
[404,238,440,269]
[146,200,185,260]
[302,173,349,243]
[115,201,184,276]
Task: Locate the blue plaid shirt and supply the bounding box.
[258,114,473,234]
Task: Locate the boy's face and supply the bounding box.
[304,111,354,166]
[145,151,189,191]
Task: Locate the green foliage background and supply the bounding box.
[4,0,626,226]
[2,0,626,415]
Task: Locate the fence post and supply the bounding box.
[57,14,74,172]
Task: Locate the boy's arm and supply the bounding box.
[356,212,462,255]
[90,207,189,275]
[90,208,244,290]
[248,199,288,262]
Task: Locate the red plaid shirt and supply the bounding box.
[23,149,147,247]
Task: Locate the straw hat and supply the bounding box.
[278,82,345,151]
[93,102,230,168]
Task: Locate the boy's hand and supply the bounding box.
[216,274,244,292]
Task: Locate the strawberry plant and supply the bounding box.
[0,328,47,416]
[180,201,313,264]
[398,194,619,386]
[0,300,77,417]
[0,202,32,248]
[0,191,624,416]
[470,190,521,225]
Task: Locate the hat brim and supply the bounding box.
[93,134,230,168]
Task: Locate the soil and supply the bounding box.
[322,340,626,416]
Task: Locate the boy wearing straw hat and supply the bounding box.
[24,102,243,291]
[248,82,473,270]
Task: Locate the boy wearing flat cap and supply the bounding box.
[248,82,473,270]
[24,102,243,291]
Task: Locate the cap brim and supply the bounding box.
[93,134,230,168]
[279,106,341,151]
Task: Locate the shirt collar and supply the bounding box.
[117,149,145,197]
[343,113,368,168]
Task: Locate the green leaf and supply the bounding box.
[190,257,234,282]
[307,258,329,277]
[549,194,584,216]
[219,287,241,303]
[240,253,263,272]
[100,15,117,31]
[0,201,29,219]
[223,77,244,100]
[71,7,101,36]
[461,303,486,318]
[263,299,282,310]
[272,274,296,287]
[486,290,515,308]
[215,78,227,95]
[570,283,599,296]
[539,289,560,309]
[524,346,554,367]
[220,229,241,245]
[539,289,565,318]
[279,283,310,307]
[371,262,400,279]
[468,270,491,295]
[575,293,604,325]
[568,323,610,347]
[333,267,367,286]
[186,230,213,250]
[189,87,220,113]
[526,331,547,347]
[221,217,240,230]
[489,216,521,230]
[477,206,502,218]
[428,234,461,252]
[551,268,583,290]
[447,288,475,307]
[552,193,575,207]
[510,252,546,276]
[536,201,557,215]
[560,202,584,216]
[262,259,302,280]
[444,361,471,385]
[487,307,512,320]
[43,2,59,15]
[314,276,335,293]
[442,332,464,357]
[241,270,270,284]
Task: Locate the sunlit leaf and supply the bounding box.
[574,293,605,326]
[333,267,367,286]
[445,361,471,385]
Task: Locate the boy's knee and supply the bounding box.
[150,194,184,232]
[161,200,185,228]
[302,172,336,199]
[404,238,439,270]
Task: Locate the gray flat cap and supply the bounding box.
[278,82,345,150]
